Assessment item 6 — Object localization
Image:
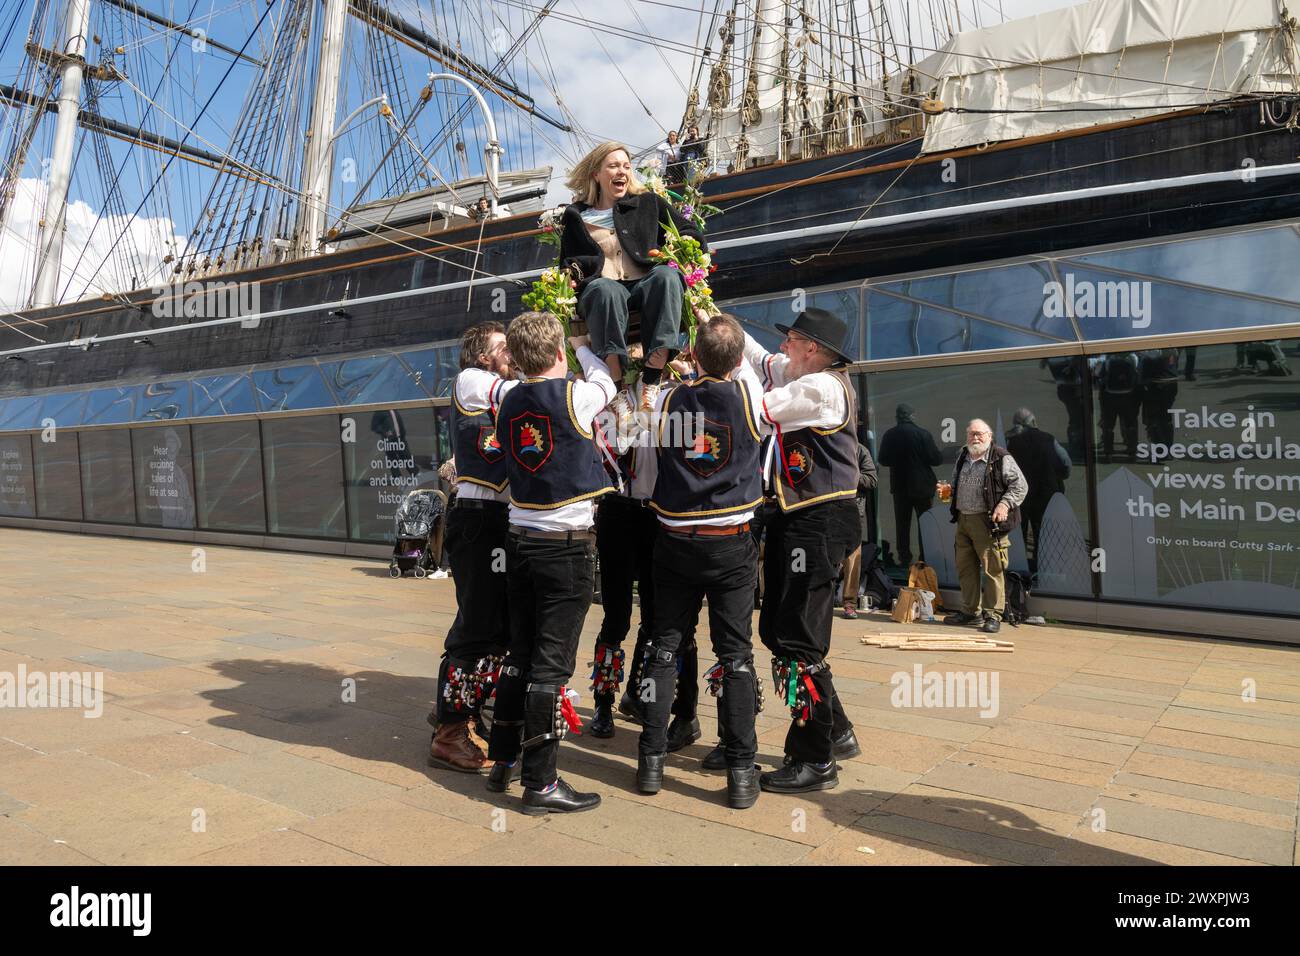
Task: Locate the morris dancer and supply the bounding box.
[428,321,516,773]
[486,314,615,814]
[635,314,766,809]
[743,308,862,793]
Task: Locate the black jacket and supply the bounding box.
[559,192,706,293]
[877,421,943,499]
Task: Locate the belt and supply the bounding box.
[509,526,595,542]
[453,498,508,511]
[603,494,653,509]
[661,521,751,537]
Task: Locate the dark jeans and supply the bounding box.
[440,501,511,721]
[891,492,934,567]
[759,500,860,764]
[640,530,758,768]
[486,530,596,791]
[595,495,697,718]
[1100,392,1140,460]
[579,265,683,366]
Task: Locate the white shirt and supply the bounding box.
[641,361,769,529]
[508,345,617,532]
[742,331,850,486]
[453,367,519,502]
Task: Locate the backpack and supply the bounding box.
[862,553,900,612]
[1003,571,1031,626]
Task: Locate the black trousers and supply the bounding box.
[439,501,511,722]
[892,492,934,567]
[595,495,698,719]
[486,530,596,791]
[639,530,758,767]
[759,500,860,764]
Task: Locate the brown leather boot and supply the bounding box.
[428,721,488,773]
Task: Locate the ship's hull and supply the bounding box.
[4,97,1300,395]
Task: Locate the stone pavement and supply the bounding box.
[0,527,1296,866]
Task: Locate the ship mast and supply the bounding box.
[298,0,351,257]
[31,0,92,307]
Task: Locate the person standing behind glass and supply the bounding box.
[876,403,942,569]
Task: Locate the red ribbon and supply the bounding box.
[560,689,583,735]
[803,673,821,704]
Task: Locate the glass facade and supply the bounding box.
[1,222,1298,616]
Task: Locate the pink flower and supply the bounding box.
[667,260,679,270]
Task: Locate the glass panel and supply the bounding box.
[1065,224,1300,304]
[865,356,1093,597]
[83,387,140,426]
[253,364,338,412]
[261,414,345,537]
[865,294,1058,360]
[1051,268,1300,341]
[1093,336,1300,615]
[192,420,267,532]
[34,431,82,520]
[724,288,862,361]
[397,345,459,399]
[0,434,36,517]
[343,407,440,542]
[0,395,40,431]
[38,390,89,430]
[877,262,1075,340]
[136,380,191,422]
[79,429,135,523]
[132,425,196,528]
[192,374,257,417]
[325,355,428,405]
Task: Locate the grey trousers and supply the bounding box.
[578,265,684,365]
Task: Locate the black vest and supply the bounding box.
[773,368,858,513]
[497,377,613,510]
[451,372,508,492]
[651,376,762,520]
[949,445,1023,533]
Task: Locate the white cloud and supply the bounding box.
[0,177,184,313]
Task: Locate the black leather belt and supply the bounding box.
[454,498,508,511]
[603,494,653,508]
[509,526,595,543]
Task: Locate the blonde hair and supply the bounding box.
[565,142,646,206]
[507,311,565,376]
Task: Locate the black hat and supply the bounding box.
[774,307,854,365]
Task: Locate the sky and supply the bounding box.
[0,0,1074,312]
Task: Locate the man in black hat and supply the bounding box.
[742,307,862,793]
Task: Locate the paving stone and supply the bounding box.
[919,761,1101,815]
[1093,797,1294,866]
[71,649,178,672]
[190,750,403,816]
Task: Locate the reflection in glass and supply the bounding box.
[79,429,136,523]
[0,396,41,430]
[325,355,427,406]
[261,415,345,537]
[344,407,438,541]
[132,426,196,528]
[83,387,140,425]
[396,345,460,400]
[0,434,36,517]
[193,375,256,417]
[878,262,1074,340]
[34,431,82,520]
[253,365,338,412]
[1094,337,1300,615]
[726,288,861,360]
[193,420,266,532]
[38,390,89,430]
[137,381,191,422]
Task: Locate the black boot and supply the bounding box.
[486,761,520,793]
[759,760,839,794]
[831,728,862,760]
[521,778,601,815]
[637,753,665,794]
[590,692,615,739]
[617,690,645,725]
[700,742,726,771]
[727,765,760,809]
[665,715,701,752]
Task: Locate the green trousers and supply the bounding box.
[954,512,1009,619]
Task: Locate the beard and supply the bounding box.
[967,438,991,457]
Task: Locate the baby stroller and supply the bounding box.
[389,488,446,578]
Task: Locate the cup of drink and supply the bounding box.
[937,481,952,503]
